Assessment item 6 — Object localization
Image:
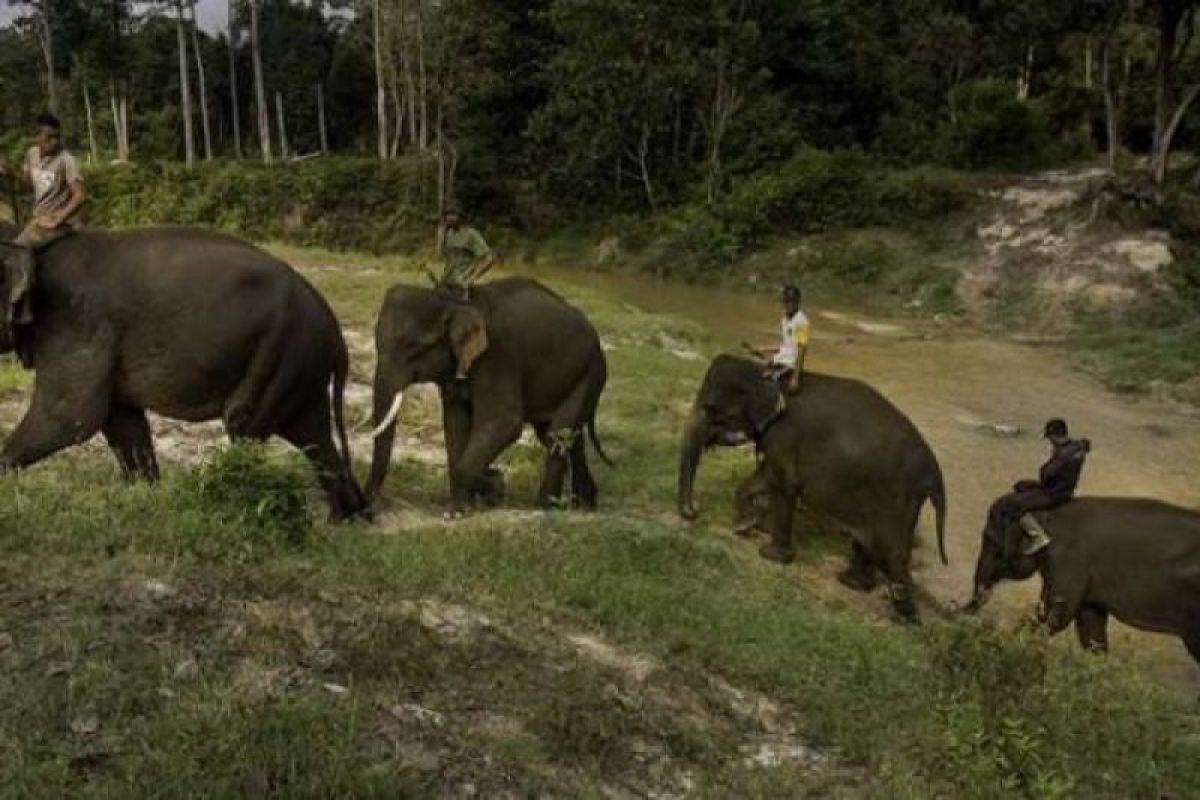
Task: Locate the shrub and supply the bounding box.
[180,443,315,549]
[940,80,1057,170]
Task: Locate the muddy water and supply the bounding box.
[519,264,1200,696]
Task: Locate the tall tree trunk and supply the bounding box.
[120,92,131,159]
[317,83,329,154]
[1155,82,1200,184]
[110,83,122,157]
[374,0,388,160]
[176,0,196,168]
[1085,36,1094,91]
[227,0,242,159]
[1017,44,1034,99]
[275,91,289,160]
[188,2,213,162]
[1153,1,1186,160]
[402,14,418,147]
[39,0,57,113]
[249,0,272,163]
[389,81,404,157]
[1102,38,1120,171]
[416,0,429,150]
[82,79,98,164]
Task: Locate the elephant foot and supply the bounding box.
[836,568,879,593]
[887,585,920,624]
[758,543,796,565]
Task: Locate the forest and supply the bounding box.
[6,0,1200,216]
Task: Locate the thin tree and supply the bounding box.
[416,0,428,149]
[275,90,289,159]
[317,83,329,154]
[188,0,213,161]
[374,0,388,159]
[227,0,242,158]
[175,0,196,168]
[248,0,272,163]
[1150,0,1200,183]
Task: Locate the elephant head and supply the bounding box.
[0,242,35,367]
[678,354,783,519]
[365,286,489,499]
[963,508,1042,613]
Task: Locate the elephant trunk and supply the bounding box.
[365,366,410,501]
[677,409,709,520]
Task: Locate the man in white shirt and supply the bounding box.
[0,113,86,246]
[746,283,810,393]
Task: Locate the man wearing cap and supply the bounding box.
[990,418,1091,554]
[745,282,810,393]
[436,206,495,300]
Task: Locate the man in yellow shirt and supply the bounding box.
[746,283,810,393]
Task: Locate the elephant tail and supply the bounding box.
[587,418,614,467]
[926,467,948,566]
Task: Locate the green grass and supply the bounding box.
[0,246,1197,798]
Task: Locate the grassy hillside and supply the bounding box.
[0,248,1196,798]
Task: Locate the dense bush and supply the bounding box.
[86,156,439,254]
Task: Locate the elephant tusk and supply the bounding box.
[370,392,405,438]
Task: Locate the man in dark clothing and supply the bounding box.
[989,418,1090,554]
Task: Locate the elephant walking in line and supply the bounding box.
[966,497,1200,687]
[678,355,947,620]
[0,227,367,520]
[366,277,609,512]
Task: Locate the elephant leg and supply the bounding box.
[882,547,918,623]
[1074,605,1109,652]
[102,405,160,482]
[758,485,797,564]
[837,541,880,593]
[279,398,366,523]
[732,468,769,537]
[1182,631,1200,700]
[535,427,576,509]
[442,390,472,477]
[449,414,524,513]
[0,338,114,472]
[568,434,598,511]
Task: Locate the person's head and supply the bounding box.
[1043,418,1069,445]
[32,113,62,156]
[442,206,461,230]
[781,282,802,315]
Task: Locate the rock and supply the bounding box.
[70,712,100,737]
[978,423,1022,438]
[1106,238,1173,273]
[389,703,445,727]
[0,632,13,651]
[322,682,349,696]
[143,579,176,600]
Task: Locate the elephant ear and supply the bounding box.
[1,243,34,329]
[745,378,785,436]
[448,305,489,374]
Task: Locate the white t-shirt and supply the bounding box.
[25,146,82,218]
[772,309,810,368]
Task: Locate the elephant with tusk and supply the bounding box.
[0,226,368,521]
[366,277,609,513]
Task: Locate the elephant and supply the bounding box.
[0,226,367,520]
[365,277,609,512]
[677,354,947,620]
[965,496,1200,685]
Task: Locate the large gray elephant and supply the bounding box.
[678,355,947,619]
[0,227,367,519]
[366,277,608,512]
[965,496,1200,682]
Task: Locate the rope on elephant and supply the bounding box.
[548,428,579,457]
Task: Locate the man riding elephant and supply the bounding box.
[744,282,809,394]
[988,418,1090,555]
[436,205,496,306]
[0,113,87,248]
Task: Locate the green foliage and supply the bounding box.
[86,157,436,253]
[941,80,1059,170]
[180,443,314,550]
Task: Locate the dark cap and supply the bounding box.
[1043,418,1068,438]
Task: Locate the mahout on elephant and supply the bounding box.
[965,496,1200,691]
[0,226,367,520]
[366,277,609,513]
[677,354,947,620]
